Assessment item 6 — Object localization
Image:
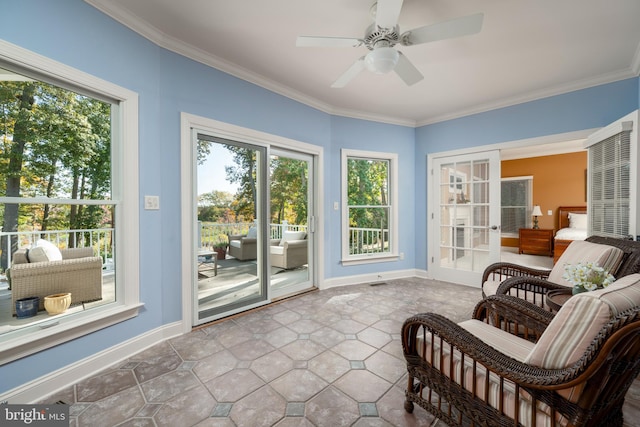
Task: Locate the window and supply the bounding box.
[587,122,632,238]
[0,41,140,364]
[341,149,398,264]
[501,177,532,236]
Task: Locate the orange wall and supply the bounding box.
[502,151,587,247]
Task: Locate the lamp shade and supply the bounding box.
[364,47,399,74]
[531,205,543,216]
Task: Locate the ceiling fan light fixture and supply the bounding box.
[364,46,399,74]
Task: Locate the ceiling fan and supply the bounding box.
[296,0,483,88]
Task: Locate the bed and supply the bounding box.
[553,205,587,264]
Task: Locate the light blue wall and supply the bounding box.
[413,78,640,270]
[0,0,415,392]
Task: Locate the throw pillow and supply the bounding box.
[27,247,50,263]
[568,212,587,229]
[32,239,63,262]
[246,226,258,239]
[280,230,306,246]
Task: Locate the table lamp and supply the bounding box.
[532,205,543,229]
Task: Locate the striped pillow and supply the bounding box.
[547,240,625,288]
[525,273,640,370]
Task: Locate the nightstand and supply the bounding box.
[518,228,554,257]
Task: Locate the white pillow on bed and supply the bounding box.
[568,212,587,229]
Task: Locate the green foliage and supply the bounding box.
[0,79,112,236]
[270,156,308,225]
[347,157,389,229]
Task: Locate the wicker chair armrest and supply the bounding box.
[496,276,566,295]
[482,262,552,285]
[402,312,586,390]
[473,294,554,338]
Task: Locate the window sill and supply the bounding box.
[0,302,144,365]
[341,254,399,266]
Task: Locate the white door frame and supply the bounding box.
[180,113,324,333]
[270,147,316,299]
[426,128,598,287]
[428,150,501,286]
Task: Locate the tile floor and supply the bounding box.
[41,278,640,427]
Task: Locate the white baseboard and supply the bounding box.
[320,268,420,290]
[0,321,184,404]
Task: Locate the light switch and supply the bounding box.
[547,210,553,216]
[144,195,160,210]
[333,202,339,210]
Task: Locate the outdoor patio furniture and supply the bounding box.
[402,273,640,426]
[270,232,307,270]
[10,247,103,315]
[227,233,257,261]
[482,235,640,308]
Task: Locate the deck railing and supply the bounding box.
[199,221,388,255]
[0,228,114,270]
[0,222,390,270]
[349,227,390,254]
[198,221,309,248]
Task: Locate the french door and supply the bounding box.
[430,150,501,286]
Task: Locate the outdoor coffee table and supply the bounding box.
[197,249,217,277]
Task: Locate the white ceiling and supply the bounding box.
[85,0,640,127]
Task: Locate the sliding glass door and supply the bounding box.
[269,149,314,299]
[194,135,268,324]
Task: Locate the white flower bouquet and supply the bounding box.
[562,261,616,294]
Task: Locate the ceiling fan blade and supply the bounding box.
[401,12,484,46]
[395,52,424,86]
[331,57,366,88]
[375,0,404,29]
[296,36,362,48]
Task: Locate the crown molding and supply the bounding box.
[85,1,640,129]
[84,0,417,127]
[631,41,640,77]
[416,67,638,127]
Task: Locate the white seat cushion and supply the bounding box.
[270,246,284,255]
[229,240,242,249]
[279,230,306,246]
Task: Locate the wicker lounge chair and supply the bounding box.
[402,273,640,426]
[10,247,103,315]
[482,236,640,308]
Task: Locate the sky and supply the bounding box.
[197,144,239,196]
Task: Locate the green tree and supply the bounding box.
[347,158,389,229]
[198,190,235,222]
[224,145,257,221]
[0,79,112,267]
[270,156,307,225]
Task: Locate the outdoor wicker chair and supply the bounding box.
[482,236,640,308]
[402,273,640,426]
[10,247,103,315]
[227,233,257,261]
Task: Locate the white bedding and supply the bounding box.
[555,227,587,241]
